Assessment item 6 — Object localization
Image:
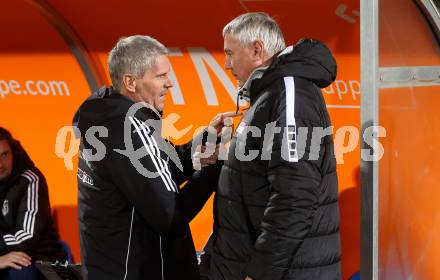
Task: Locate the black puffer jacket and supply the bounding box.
[210,39,341,280]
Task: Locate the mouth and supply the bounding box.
[159,92,167,102]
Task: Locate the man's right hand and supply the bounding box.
[208,111,242,137]
[0,251,32,269]
[192,111,242,170]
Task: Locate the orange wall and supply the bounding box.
[378,0,440,279]
[0,1,365,278]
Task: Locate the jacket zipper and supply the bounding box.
[159,234,164,280]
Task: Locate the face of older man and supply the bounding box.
[224,34,262,88]
[132,55,174,112]
[0,140,13,182]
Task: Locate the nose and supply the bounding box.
[165,75,174,89]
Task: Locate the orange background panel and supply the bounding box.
[380,0,440,67]
[379,86,440,280]
[0,1,91,261]
[377,0,440,279]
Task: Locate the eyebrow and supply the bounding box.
[155,70,169,77]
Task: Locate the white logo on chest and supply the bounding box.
[2,200,9,216]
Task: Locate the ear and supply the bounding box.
[251,40,264,61]
[122,74,136,93]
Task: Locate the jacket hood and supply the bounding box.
[252,38,337,93]
[74,86,124,134]
[73,86,160,136]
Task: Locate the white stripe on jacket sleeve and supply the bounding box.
[129,117,177,192]
[133,117,177,192]
[3,170,39,245]
[284,76,299,163]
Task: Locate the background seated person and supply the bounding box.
[0,127,66,279]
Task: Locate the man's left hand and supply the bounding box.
[192,143,219,170]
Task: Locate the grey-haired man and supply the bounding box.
[209,13,342,280]
[76,35,226,280]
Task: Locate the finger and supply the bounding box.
[192,160,202,171]
[8,261,22,270]
[205,155,218,161]
[16,252,31,261]
[210,148,220,156]
[214,144,221,152]
[15,254,32,266]
[194,145,202,153]
[210,111,241,128]
[202,158,217,164]
[222,117,234,127]
[14,258,30,267]
[192,152,200,160]
[200,159,214,167]
[199,160,216,167]
[221,111,242,118]
[199,159,210,165]
[206,125,218,135]
[208,153,219,159]
[209,115,223,127]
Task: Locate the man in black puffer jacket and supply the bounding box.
[209,13,341,280]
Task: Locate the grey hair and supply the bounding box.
[223,12,285,57]
[108,35,168,92]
